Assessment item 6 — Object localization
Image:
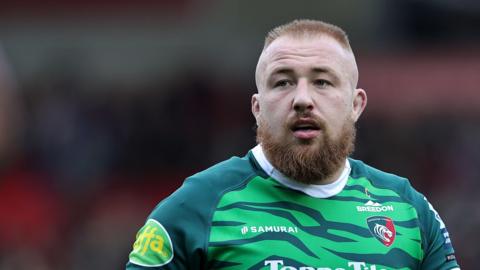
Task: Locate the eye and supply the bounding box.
[314,79,332,89]
[274,79,293,88]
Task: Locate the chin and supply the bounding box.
[290,141,322,155]
[293,135,322,146]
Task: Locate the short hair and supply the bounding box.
[263,19,352,52]
[256,19,358,89]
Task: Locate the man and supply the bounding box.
[126,19,460,270]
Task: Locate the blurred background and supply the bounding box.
[0,0,479,269]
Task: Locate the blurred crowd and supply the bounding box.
[0,55,257,269]
[1,0,480,267]
[0,48,479,269]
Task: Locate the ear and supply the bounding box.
[251,93,261,125]
[351,88,367,122]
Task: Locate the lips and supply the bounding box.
[290,119,321,140]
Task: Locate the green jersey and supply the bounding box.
[126,146,459,270]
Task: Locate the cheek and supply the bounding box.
[334,92,352,114]
[261,94,282,112]
[259,100,287,129]
[323,95,351,129]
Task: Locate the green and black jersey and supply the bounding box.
[126,146,459,270]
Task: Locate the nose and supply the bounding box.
[292,79,314,113]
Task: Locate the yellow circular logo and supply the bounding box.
[129,219,174,267]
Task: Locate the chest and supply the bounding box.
[207,185,423,270]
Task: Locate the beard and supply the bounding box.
[256,117,356,185]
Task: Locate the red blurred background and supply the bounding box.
[1,1,479,269]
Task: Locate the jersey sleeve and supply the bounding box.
[126,177,212,270]
[410,187,460,270]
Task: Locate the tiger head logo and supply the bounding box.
[367,216,396,247]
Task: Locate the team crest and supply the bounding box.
[129,219,174,267]
[367,216,396,247]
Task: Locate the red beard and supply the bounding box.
[256,118,355,184]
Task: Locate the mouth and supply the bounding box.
[290,119,322,140]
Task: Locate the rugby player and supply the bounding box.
[126,19,460,270]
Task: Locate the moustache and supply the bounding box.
[287,114,327,131]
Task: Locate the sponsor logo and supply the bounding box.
[357,200,394,213]
[446,253,456,262]
[367,216,396,247]
[129,219,174,267]
[264,260,386,270]
[241,225,299,235]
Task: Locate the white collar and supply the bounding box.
[252,144,350,198]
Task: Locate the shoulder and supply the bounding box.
[348,158,433,226]
[150,153,257,220]
[189,153,258,188]
[180,153,257,200]
[130,153,259,268]
[348,159,459,268]
[348,158,424,204]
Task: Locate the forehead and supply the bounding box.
[259,35,355,80]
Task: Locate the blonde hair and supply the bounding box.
[263,19,352,52]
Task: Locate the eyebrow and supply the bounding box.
[269,67,294,76]
[270,66,335,74]
[269,66,340,82]
[312,67,333,74]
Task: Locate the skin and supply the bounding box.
[252,35,368,184]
